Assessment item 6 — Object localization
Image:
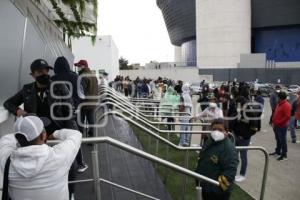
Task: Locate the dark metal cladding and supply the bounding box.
[157,0,196,46]
[252,0,300,28]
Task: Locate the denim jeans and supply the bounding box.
[179,120,190,145]
[289,116,296,141]
[235,136,251,176]
[274,126,288,157]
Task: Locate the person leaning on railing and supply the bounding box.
[195,118,238,200]
[0,115,82,200]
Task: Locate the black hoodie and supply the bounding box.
[52,56,83,108]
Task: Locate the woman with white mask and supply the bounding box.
[195,118,238,200]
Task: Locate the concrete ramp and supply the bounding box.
[75,112,172,200]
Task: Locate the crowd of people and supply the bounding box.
[111,76,300,200]
[0,57,99,200]
[1,60,300,200]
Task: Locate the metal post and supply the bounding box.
[182,150,190,200]
[196,186,202,200]
[163,132,170,183]
[260,149,269,200]
[91,148,101,200]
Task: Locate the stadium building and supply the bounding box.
[157,0,300,83]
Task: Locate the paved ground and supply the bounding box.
[189,97,300,200]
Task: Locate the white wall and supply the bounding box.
[120,68,213,83]
[72,36,119,81]
[174,46,182,63]
[196,0,251,68]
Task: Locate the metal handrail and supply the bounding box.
[99,85,269,200]
[101,97,209,126]
[108,96,192,117]
[68,178,161,200]
[98,109,211,134]
[97,110,269,200]
[48,137,220,186]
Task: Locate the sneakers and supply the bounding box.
[235,175,246,182]
[277,156,288,161]
[77,163,88,173]
[269,152,280,157]
[292,139,296,143]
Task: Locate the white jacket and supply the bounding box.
[0,129,82,200]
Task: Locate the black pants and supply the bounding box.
[167,118,174,131]
[202,192,230,200]
[80,108,96,137]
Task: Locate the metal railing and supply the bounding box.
[98,100,209,134]
[47,137,220,200]
[97,109,269,200]
[101,85,269,200]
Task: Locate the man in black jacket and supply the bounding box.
[52,56,88,173]
[4,59,77,132]
[4,58,78,199]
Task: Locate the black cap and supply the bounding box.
[30,59,53,73]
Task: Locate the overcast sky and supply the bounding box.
[97,0,174,65]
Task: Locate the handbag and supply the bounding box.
[2,156,11,200]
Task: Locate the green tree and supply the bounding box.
[119,57,129,70]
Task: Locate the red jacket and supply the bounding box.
[272,100,291,128]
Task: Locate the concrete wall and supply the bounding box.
[120,68,213,83]
[0,0,73,105]
[239,54,266,68]
[196,0,251,68]
[174,46,182,63]
[72,36,119,82]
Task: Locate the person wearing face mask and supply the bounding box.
[269,85,281,124]
[0,115,82,200]
[4,59,78,133]
[270,91,291,161]
[4,59,80,199]
[195,118,238,200]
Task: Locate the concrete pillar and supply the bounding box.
[174,45,182,64]
[196,0,251,68]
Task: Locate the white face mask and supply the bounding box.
[211,130,225,141]
[209,103,217,108]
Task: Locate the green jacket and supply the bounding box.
[195,137,238,194]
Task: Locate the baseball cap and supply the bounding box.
[30,59,53,73]
[74,60,89,68]
[14,116,51,142]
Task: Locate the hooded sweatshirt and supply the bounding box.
[0,129,82,200]
[160,87,180,116]
[52,56,84,108]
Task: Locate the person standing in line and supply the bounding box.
[295,91,300,130]
[269,85,281,124]
[179,84,192,146]
[288,92,298,143]
[4,59,81,199]
[195,118,238,200]
[270,91,291,161]
[0,115,82,200]
[52,56,88,173]
[74,59,99,138]
[254,90,265,131]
